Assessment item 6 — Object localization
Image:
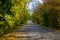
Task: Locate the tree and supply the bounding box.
[32,0,60,29]
[0,0,30,36]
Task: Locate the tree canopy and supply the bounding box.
[0,0,30,36]
[32,0,60,29]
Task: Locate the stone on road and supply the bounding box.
[1,21,60,40]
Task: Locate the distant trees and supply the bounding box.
[32,0,60,29]
[0,0,30,36]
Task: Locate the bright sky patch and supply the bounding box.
[26,0,43,15]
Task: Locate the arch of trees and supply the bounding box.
[32,0,60,29]
[0,0,30,36]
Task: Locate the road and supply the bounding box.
[0,21,60,40]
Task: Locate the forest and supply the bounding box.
[32,0,60,29]
[0,0,60,37]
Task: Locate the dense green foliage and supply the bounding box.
[0,0,30,36]
[32,0,60,29]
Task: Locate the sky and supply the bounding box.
[26,0,43,15]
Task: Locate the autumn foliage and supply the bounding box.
[32,0,60,29]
